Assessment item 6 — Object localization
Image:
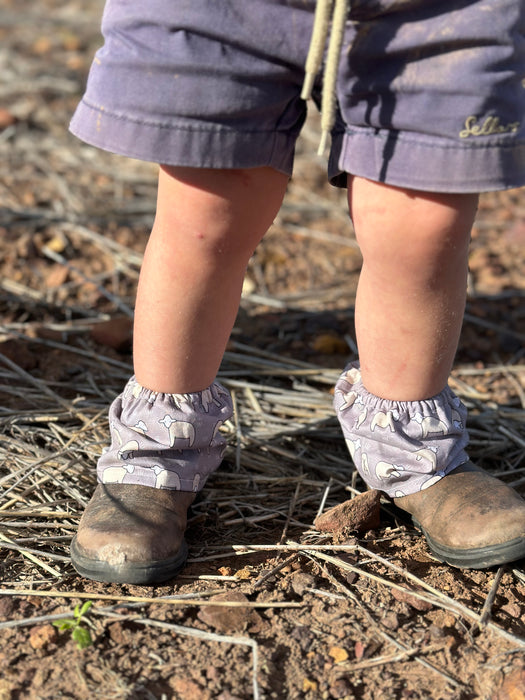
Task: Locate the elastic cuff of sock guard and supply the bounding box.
[334,362,470,498]
[96,376,233,492]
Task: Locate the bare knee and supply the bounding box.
[347,176,478,284]
[153,165,288,263]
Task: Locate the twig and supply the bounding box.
[0,588,302,609]
[476,567,505,630]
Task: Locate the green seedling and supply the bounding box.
[53,600,94,649]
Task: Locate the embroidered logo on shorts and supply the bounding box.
[459,115,520,139]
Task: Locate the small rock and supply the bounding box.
[0,598,15,620]
[314,490,381,535]
[197,591,251,633]
[234,567,252,580]
[206,666,221,683]
[501,602,521,619]
[302,679,318,693]
[391,587,433,612]
[492,666,525,700]
[44,264,69,289]
[354,640,366,660]
[381,612,400,631]
[290,572,316,596]
[169,677,210,699]
[108,621,129,645]
[0,679,15,700]
[29,625,56,650]
[329,678,353,699]
[329,646,349,663]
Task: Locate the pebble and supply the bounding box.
[391,587,433,612]
[381,612,400,631]
[197,591,252,633]
[290,572,316,596]
[314,490,381,535]
[329,677,353,698]
[29,625,56,650]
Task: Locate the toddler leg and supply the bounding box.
[134,165,289,393]
[335,176,525,569]
[349,176,476,402]
[71,166,289,583]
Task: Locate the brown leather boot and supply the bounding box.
[393,462,525,569]
[70,484,195,584]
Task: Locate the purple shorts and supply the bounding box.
[70,0,525,193]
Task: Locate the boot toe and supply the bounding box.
[394,463,525,569]
[70,483,192,584]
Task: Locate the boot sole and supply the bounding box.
[413,517,525,569]
[70,536,189,584]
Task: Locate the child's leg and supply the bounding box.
[335,175,525,569]
[348,176,477,402]
[134,165,289,394]
[71,166,289,583]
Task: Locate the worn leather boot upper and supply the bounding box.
[394,462,525,568]
[70,483,195,584]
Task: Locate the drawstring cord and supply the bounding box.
[301,0,349,155]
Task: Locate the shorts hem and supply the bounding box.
[69,99,296,176]
[329,126,525,193]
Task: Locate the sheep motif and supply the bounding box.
[131,420,148,435]
[360,452,370,476]
[211,420,223,442]
[356,407,368,429]
[413,412,448,438]
[371,409,400,432]
[345,437,361,460]
[129,382,142,399]
[375,461,404,480]
[151,465,181,489]
[420,473,444,490]
[102,463,135,483]
[413,446,438,470]
[146,391,159,405]
[109,421,123,446]
[118,439,140,461]
[344,366,361,385]
[159,414,196,448]
[336,389,358,411]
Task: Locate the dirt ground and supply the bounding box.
[0,1,524,699]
